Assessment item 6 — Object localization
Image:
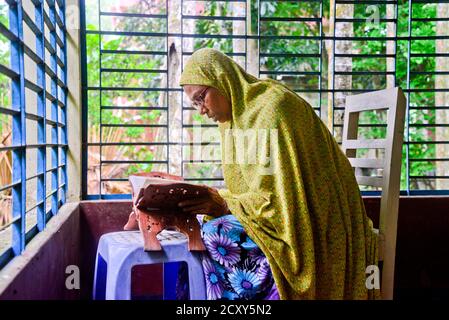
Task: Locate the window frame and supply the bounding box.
[0,0,68,269]
[79,0,449,199]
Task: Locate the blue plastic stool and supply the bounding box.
[92,230,206,300]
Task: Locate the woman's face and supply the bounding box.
[183,85,232,123]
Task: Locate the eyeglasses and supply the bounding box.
[191,87,209,110]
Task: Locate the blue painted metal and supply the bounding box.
[85,194,132,200]
[0,0,68,270]
[59,0,68,204]
[48,0,60,216]
[0,249,14,270]
[36,0,47,231]
[80,0,88,200]
[10,0,27,256]
[98,0,102,198]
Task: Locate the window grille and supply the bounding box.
[0,0,68,269]
[80,0,449,199]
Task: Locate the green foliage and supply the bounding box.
[194,2,234,53]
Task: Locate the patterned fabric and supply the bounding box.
[180,48,380,299]
[200,214,278,300]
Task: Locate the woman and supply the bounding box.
[177,48,379,300]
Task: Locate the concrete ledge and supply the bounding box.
[0,202,81,300]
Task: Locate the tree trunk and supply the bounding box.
[246,0,258,77]
[329,2,353,140]
[386,3,396,88]
[436,3,449,189]
[156,0,183,176]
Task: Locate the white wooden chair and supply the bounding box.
[342,87,407,300]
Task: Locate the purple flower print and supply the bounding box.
[211,216,234,233]
[249,247,266,265]
[202,257,224,300]
[204,233,241,267]
[228,268,262,298]
[256,259,271,279]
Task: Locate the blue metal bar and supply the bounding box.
[101,124,168,128]
[35,0,47,231]
[24,79,44,93]
[87,142,173,146]
[83,189,449,201]
[0,248,14,270]
[48,0,59,215]
[102,160,168,164]
[60,0,68,204]
[10,1,26,256]
[25,226,39,245]
[0,21,19,41]
[101,106,167,111]
[43,9,56,31]
[23,42,44,64]
[44,37,56,54]
[56,0,64,9]
[80,0,88,199]
[26,171,45,181]
[0,181,21,193]
[165,0,169,177]
[0,64,20,79]
[0,106,20,115]
[87,86,181,92]
[85,194,132,200]
[23,10,43,37]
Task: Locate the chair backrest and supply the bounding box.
[342,87,406,300]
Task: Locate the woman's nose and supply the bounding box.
[199,106,207,115]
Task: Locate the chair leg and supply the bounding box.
[92,253,100,300]
[187,254,207,300]
[92,253,108,300]
[105,257,133,300]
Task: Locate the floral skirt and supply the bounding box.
[176,214,279,300]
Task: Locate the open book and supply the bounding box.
[129,173,209,212]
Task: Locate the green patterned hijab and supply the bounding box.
[180,48,379,300]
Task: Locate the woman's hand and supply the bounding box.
[178,186,230,218]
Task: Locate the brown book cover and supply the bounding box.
[126,172,207,251]
[129,172,209,212]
